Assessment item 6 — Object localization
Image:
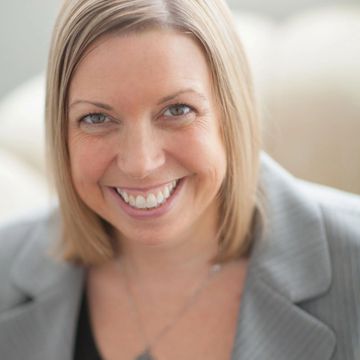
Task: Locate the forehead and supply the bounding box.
[69,29,213,103]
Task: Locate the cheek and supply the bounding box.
[204,141,227,188]
[198,129,227,188]
[68,133,113,188]
[172,124,227,186]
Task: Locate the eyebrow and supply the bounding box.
[69,88,207,110]
[69,100,113,110]
[156,88,207,105]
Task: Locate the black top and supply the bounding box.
[74,290,103,360]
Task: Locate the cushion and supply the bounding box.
[0,149,50,225]
[0,74,46,174]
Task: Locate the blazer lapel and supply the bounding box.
[0,211,85,360]
[231,155,336,360]
[231,273,335,360]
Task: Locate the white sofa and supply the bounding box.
[1,5,359,222]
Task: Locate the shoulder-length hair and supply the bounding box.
[46,0,262,265]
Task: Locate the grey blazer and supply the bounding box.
[0,155,359,360]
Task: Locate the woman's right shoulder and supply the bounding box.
[0,207,64,315]
[0,207,60,277]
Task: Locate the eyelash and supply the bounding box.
[162,103,194,118]
[79,112,111,126]
[78,103,195,126]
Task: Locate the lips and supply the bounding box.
[115,179,179,210]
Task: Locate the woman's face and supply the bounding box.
[68,30,227,248]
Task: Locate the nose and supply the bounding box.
[116,122,165,179]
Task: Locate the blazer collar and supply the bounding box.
[231,154,336,360]
[252,154,332,303]
[10,210,82,297]
[0,210,84,360]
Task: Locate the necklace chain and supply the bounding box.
[120,261,222,360]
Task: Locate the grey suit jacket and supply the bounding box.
[0,155,359,360]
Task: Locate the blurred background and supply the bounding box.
[1,0,359,99]
[0,0,359,222]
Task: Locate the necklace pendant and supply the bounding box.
[135,349,156,360]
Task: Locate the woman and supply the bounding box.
[0,0,359,359]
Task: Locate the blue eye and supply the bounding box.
[163,104,192,117]
[81,113,110,125]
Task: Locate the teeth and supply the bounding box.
[169,181,176,191]
[123,191,129,203]
[146,193,157,208]
[157,191,164,204]
[135,195,146,209]
[129,195,136,206]
[163,186,170,199]
[116,179,179,210]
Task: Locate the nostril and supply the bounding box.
[116,144,165,179]
[116,159,163,180]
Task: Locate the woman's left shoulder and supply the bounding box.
[299,180,360,249]
[296,181,360,356]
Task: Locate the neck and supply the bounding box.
[113,208,220,289]
[119,235,218,286]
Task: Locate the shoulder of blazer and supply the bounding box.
[258,153,360,307]
[296,181,360,358]
[299,179,360,254]
[0,208,61,314]
[231,154,359,360]
[0,209,84,360]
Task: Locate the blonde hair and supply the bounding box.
[45,0,261,265]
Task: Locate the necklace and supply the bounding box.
[121,261,222,360]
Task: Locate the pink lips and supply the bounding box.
[108,177,185,219]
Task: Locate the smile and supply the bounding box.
[115,179,179,210]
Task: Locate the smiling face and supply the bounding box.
[68,30,227,249]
